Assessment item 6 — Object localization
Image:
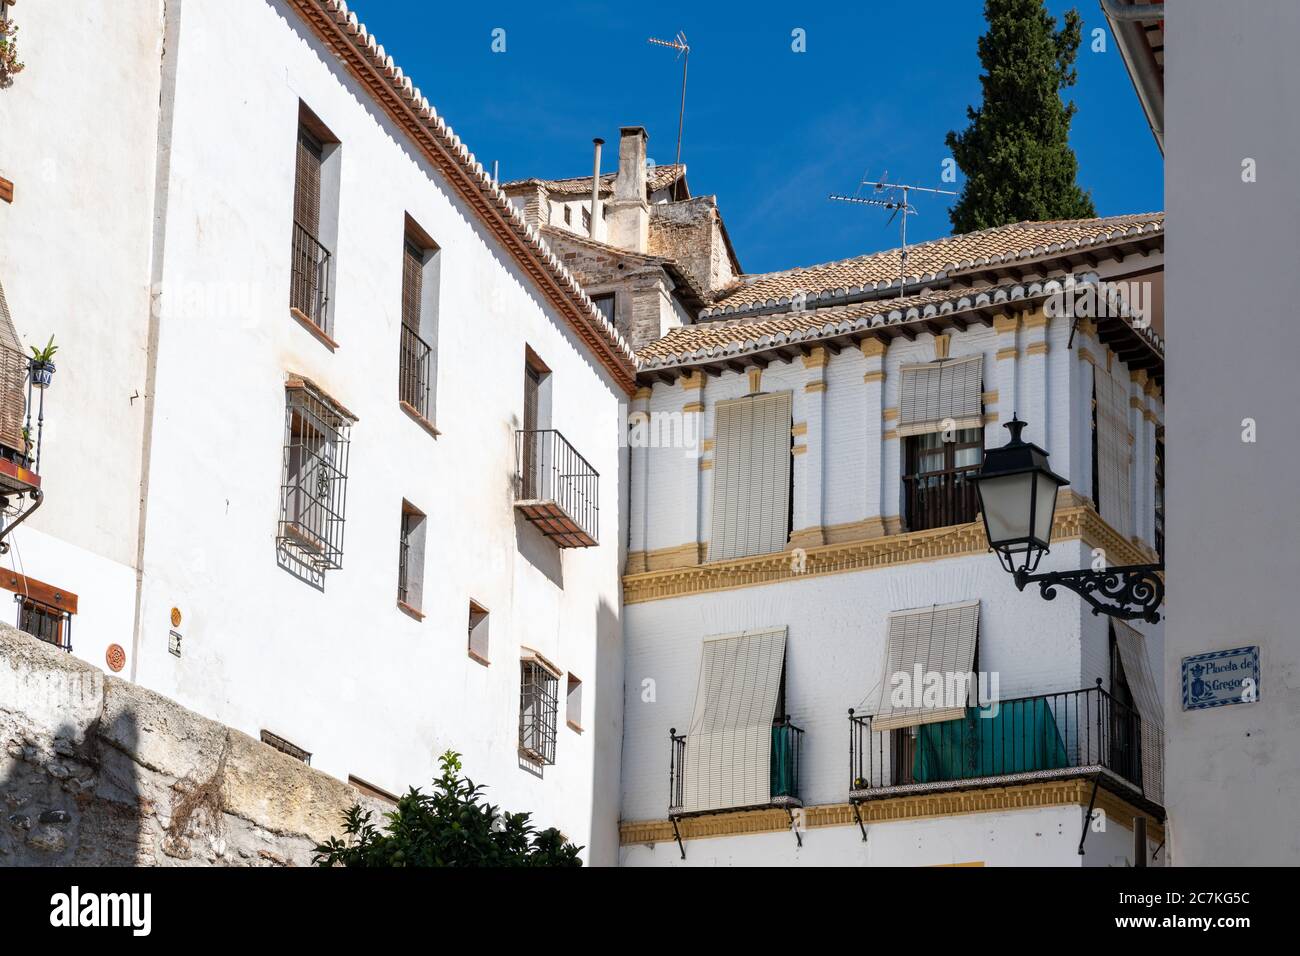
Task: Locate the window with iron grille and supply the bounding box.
[16,597,71,652]
[519,657,559,765]
[397,501,426,612]
[260,730,311,765]
[289,105,340,339]
[277,382,353,572]
[398,221,440,424]
[902,428,983,531]
[581,206,592,232]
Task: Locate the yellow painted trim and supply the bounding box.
[681,371,705,391]
[1078,348,1097,367]
[1143,409,1160,424]
[682,401,704,413]
[1025,341,1049,356]
[805,381,827,393]
[699,458,713,470]
[882,407,899,422]
[791,423,808,437]
[933,333,951,361]
[626,542,707,574]
[634,386,653,400]
[882,429,898,441]
[748,367,763,393]
[863,370,885,383]
[984,412,999,425]
[1074,318,1097,339]
[802,346,829,369]
[1022,309,1049,329]
[792,444,808,456]
[859,338,887,358]
[992,314,1020,334]
[1130,368,1149,387]
[701,438,716,452]
[788,526,827,549]
[1130,397,1146,410]
[981,390,999,404]
[622,505,1148,605]
[996,347,1018,361]
[620,778,1163,846]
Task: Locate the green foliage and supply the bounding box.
[946,0,1096,233]
[0,15,24,89]
[29,335,57,364]
[313,750,583,867]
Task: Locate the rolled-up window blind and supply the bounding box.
[710,392,792,560]
[872,601,981,732]
[898,355,983,436]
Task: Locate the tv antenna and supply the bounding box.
[648,31,689,200]
[829,176,957,298]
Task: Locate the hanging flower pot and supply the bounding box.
[30,360,54,389]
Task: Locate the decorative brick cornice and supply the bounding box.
[621,777,1163,847]
[287,0,636,394]
[622,505,1149,604]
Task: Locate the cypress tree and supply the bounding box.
[946,0,1096,233]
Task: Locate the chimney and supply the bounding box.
[607,127,649,253]
[590,138,604,239]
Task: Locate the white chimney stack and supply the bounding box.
[606,127,650,253]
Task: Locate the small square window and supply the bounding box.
[566,674,583,732]
[563,205,572,225]
[468,600,490,664]
[581,206,591,232]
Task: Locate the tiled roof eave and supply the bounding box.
[637,278,1164,375]
[290,1,637,394]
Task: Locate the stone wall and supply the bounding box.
[0,624,378,866]
[649,196,738,295]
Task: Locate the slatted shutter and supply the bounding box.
[1112,620,1164,800]
[294,127,323,237]
[0,279,25,453]
[682,627,788,812]
[710,391,792,561]
[873,601,981,732]
[401,240,423,332]
[1096,363,1133,536]
[898,355,983,436]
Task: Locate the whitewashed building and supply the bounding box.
[0,0,634,863]
[614,216,1169,866]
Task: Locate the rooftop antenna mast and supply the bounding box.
[648,31,689,200]
[830,177,957,298]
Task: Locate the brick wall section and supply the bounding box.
[0,624,383,866]
[648,196,737,295]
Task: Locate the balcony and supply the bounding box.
[514,429,598,548]
[903,463,981,531]
[669,716,805,816]
[0,341,46,552]
[289,221,332,338]
[398,323,433,421]
[848,684,1163,813]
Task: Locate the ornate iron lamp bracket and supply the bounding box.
[1014,562,1164,624]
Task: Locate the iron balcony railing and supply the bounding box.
[669,716,805,814]
[399,323,433,419]
[848,683,1163,805]
[514,428,599,547]
[290,220,332,336]
[903,464,981,531]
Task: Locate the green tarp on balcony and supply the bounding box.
[914,697,1069,783]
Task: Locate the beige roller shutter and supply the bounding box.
[898,355,983,436]
[682,627,787,813]
[873,600,981,732]
[710,392,792,561]
[0,279,26,454]
[1112,620,1164,801]
[1097,364,1133,537]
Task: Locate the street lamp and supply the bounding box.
[972,416,1164,624]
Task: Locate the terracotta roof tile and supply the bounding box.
[706,213,1163,316]
[503,164,686,198]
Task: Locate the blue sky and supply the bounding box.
[348,0,1162,276]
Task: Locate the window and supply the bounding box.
[519,350,552,499]
[398,216,441,425]
[1154,432,1165,560]
[348,776,398,805]
[902,429,983,531]
[581,206,592,232]
[563,205,572,225]
[590,293,616,325]
[277,379,354,572]
[468,600,490,663]
[17,598,71,652]
[397,501,426,615]
[261,730,311,765]
[709,392,793,561]
[519,654,560,765]
[289,104,341,340]
[566,674,583,731]
[1094,360,1134,534]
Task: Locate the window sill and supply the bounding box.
[290,307,339,351]
[566,720,583,734]
[396,600,424,621]
[467,648,491,667]
[399,401,440,439]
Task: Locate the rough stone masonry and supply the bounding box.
[0,623,379,866]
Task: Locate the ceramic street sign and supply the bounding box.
[1181,645,1260,711]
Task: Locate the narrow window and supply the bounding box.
[17,598,71,652]
[566,674,583,731]
[1154,432,1165,560]
[519,655,559,765]
[468,600,490,664]
[261,730,311,765]
[563,205,572,226]
[397,501,426,615]
[1091,380,1100,507]
[581,206,592,232]
[278,381,353,572]
[1109,625,1142,788]
[519,349,552,500]
[289,104,341,340]
[590,293,616,325]
[709,392,793,560]
[398,216,440,425]
[901,428,984,531]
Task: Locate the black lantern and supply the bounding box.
[971,417,1068,577]
[974,415,1164,624]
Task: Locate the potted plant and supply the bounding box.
[29,335,57,388]
[0,14,23,89]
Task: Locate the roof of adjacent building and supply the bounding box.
[503,164,688,200]
[286,1,637,392]
[704,213,1164,317]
